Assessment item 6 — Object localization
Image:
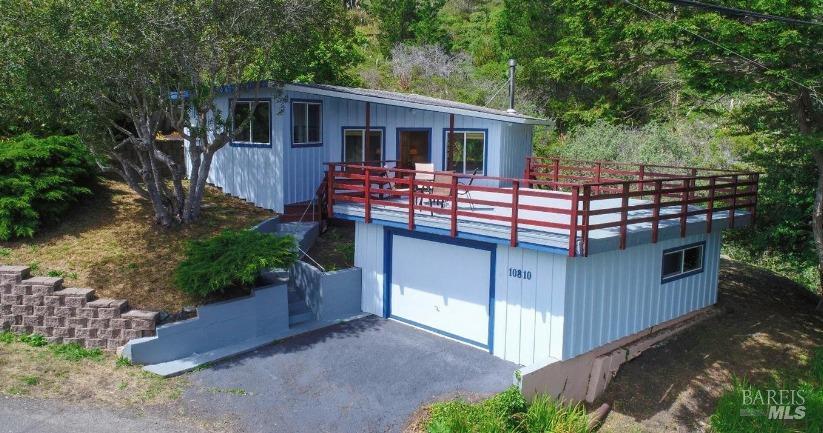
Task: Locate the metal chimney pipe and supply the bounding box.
[507,59,517,113]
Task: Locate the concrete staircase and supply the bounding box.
[288,285,314,326]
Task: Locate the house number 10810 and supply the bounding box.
[508,268,532,280]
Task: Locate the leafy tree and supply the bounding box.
[3,0,360,227]
[496,0,672,129]
[661,1,822,307]
[498,0,823,306]
[368,0,448,53]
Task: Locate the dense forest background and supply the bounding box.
[1,0,820,294]
[346,0,822,294]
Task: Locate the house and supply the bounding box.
[193,80,758,374]
[198,81,550,213]
[328,157,758,368]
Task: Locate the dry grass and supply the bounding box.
[0,338,186,406]
[0,178,274,312]
[598,259,823,433]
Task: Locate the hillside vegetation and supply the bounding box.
[349,0,821,295]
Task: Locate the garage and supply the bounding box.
[385,230,496,350]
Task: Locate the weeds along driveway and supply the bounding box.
[180,315,517,433]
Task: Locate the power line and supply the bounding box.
[622,0,821,103]
[662,0,822,26]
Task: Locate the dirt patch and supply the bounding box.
[597,258,823,433]
[304,220,355,271]
[0,339,186,407]
[0,178,274,312]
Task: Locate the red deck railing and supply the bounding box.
[326,158,759,257]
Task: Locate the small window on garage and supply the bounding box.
[661,243,704,282]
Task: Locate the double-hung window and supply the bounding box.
[292,100,322,146]
[661,243,705,282]
[343,128,383,163]
[232,100,270,146]
[445,130,485,174]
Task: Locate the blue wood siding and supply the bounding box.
[193,90,285,211]
[282,91,509,205]
[194,87,532,211]
[561,231,722,359]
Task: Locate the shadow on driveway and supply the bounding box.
[182,315,516,433]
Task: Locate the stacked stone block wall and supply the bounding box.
[0,265,158,351]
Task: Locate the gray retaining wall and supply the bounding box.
[290,262,362,322]
[123,283,289,365]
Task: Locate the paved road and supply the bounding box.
[0,396,208,433]
[182,315,516,433]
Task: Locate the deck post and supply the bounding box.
[582,185,591,256]
[707,177,715,233]
[326,163,335,217]
[619,182,629,250]
[448,113,456,171]
[511,180,520,247]
[364,102,371,159]
[450,175,459,238]
[569,185,579,257]
[552,158,560,188]
[408,174,415,230]
[652,180,661,243]
[730,174,738,228]
[594,162,602,194]
[639,164,646,195]
[680,178,688,238]
[364,167,371,224]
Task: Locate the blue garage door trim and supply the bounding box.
[383,227,497,352]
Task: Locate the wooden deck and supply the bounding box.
[326,158,758,256]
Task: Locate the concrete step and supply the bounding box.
[288,311,314,326]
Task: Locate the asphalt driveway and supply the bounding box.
[181,315,517,433]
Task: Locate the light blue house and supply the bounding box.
[201,81,549,213]
[195,80,758,375]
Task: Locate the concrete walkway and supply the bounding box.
[181,315,517,433]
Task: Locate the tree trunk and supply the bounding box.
[811,149,823,311]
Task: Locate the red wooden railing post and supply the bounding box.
[688,168,697,201]
[408,174,415,230]
[652,180,661,243]
[619,182,629,250]
[639,164,646,195]
[450,175,459,238]
[594,162,602,194]
[523,157,532,188]
[326,163,335,217]
[729,174,739,228]
[569,185,579,257]
[707,177,716,233]
[582,185,591,256]
[552,158,560,188]
[364,167,371,224]
[679,178,688,238]
[511,180,520,247]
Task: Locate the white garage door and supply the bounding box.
[389,234,492,348]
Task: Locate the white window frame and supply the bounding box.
[343,128,384,162]
[661,243,705,282]
[231,100,271,146]
[445,130,486,174]
[291,100,323,147]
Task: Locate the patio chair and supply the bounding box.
[457,168,479,210]
[428,172,454,213]
[414,162,435,205]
